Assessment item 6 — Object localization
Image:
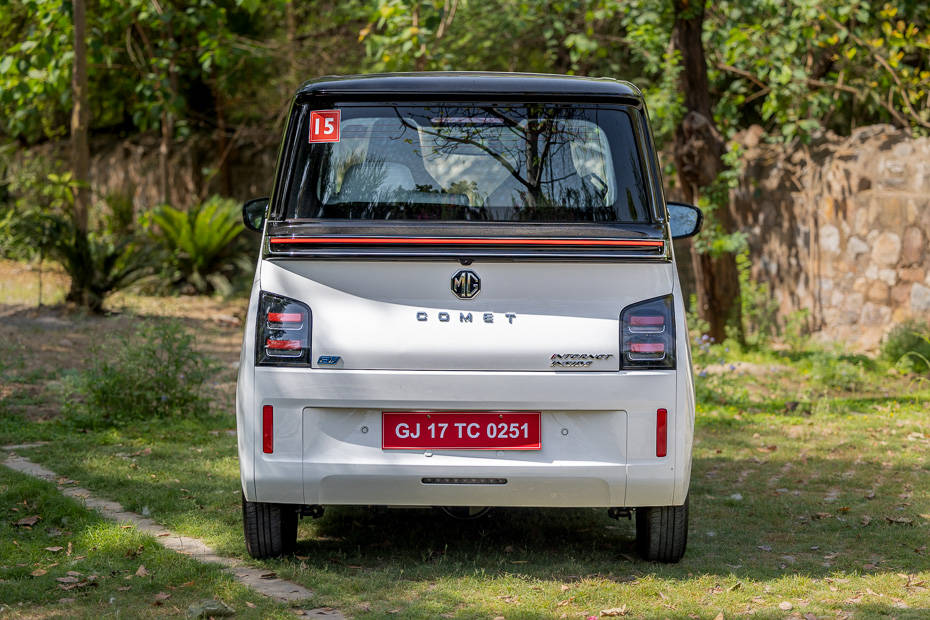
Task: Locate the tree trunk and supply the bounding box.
[286,0,297,86]
[70,0,90,234]
[671,0,741,343]
[68,0,92,307]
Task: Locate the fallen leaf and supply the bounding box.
[600,606,628,616]
[45,546,63,552]
[728,582,742,591]
[713,613,724,620]
[778,601,793,611]
[813,512,832,520]
[157,532,170,537]
[117,586,131,591]
[260,572,277,579]
[135,564,149,577]
[30,569,47,577]
[861,515,872,526]
[153,592,171,605]
[66,542,72,556]
[557,597,574,607]
[14,515,40,527]
[885,516,913,525]
[58,597,76,604]
[245,601,256,608]
[56,576,80,584]
[498,595,518,604]
[66,571,82,577]
[560,584,571,592]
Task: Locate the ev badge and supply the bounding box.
[451,269,480,299]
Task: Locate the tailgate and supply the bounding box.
[261,260,675,372]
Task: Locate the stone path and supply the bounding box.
[2,446,343,618]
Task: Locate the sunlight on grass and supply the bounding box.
[4,293,929,618]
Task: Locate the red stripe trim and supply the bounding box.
[266,339,302,350]
[269,236,663,248]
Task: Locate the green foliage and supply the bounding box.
[1,164,153,311]
[882,319,930,373]
[63,321,215,428]
[783,308,812,353]
[736,250,779,348]
[143,196,248,295]
[708,0,930,139]
[805,351,867,393]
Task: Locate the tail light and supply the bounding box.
[256,292,311,366]
[620,295,675,370]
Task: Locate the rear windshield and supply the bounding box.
[281,103,652,223]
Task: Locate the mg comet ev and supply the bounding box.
[236,72,702,562]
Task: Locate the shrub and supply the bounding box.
[64,321,215,427]
[807,352,866,393]
[144,196,249,295]
[882,320,930,374]
[736,250,779,349]
[1,166,154,311]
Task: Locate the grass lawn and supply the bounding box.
[1,260,929,618]
[0,466,290,618]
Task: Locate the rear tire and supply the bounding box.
[241,493,298,559]
[635,495,688,563]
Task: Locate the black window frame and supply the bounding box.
[267,98,661,227]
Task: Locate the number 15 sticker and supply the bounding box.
[309,110,340,143]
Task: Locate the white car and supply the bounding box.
[236,72,702,563]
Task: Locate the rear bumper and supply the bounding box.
[238,369,694,508]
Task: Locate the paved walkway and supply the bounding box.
[2,445,343,618]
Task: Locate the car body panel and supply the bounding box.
[236,72,696,512]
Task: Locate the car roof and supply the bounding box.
[296,72,642,101]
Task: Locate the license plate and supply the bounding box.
[382,411,541,450]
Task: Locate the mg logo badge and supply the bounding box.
[451,269,480,299]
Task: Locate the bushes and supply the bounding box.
[64,322,215,428]
[882,320,930,374]
[0,166,154,312]
[1,156,253,305]
[144,196,250,296]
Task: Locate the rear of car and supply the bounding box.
[237,73,698,563]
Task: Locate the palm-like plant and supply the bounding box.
[145,195,248,295]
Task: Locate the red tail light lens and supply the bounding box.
[620,295,675,369]
[256,292,311,366]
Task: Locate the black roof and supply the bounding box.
[297,72,642,101]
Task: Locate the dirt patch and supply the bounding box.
[0,259,248,422]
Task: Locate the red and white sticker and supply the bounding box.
[309,110,340,143]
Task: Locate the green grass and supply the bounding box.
[3,300,930,618]
[0,467,289,618]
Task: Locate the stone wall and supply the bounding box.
[731,125,930,350]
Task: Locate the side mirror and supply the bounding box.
[242,197,269,233]
[667,202,703,239]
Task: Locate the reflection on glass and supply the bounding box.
[668,203,699,238]
[286,104,652,224]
